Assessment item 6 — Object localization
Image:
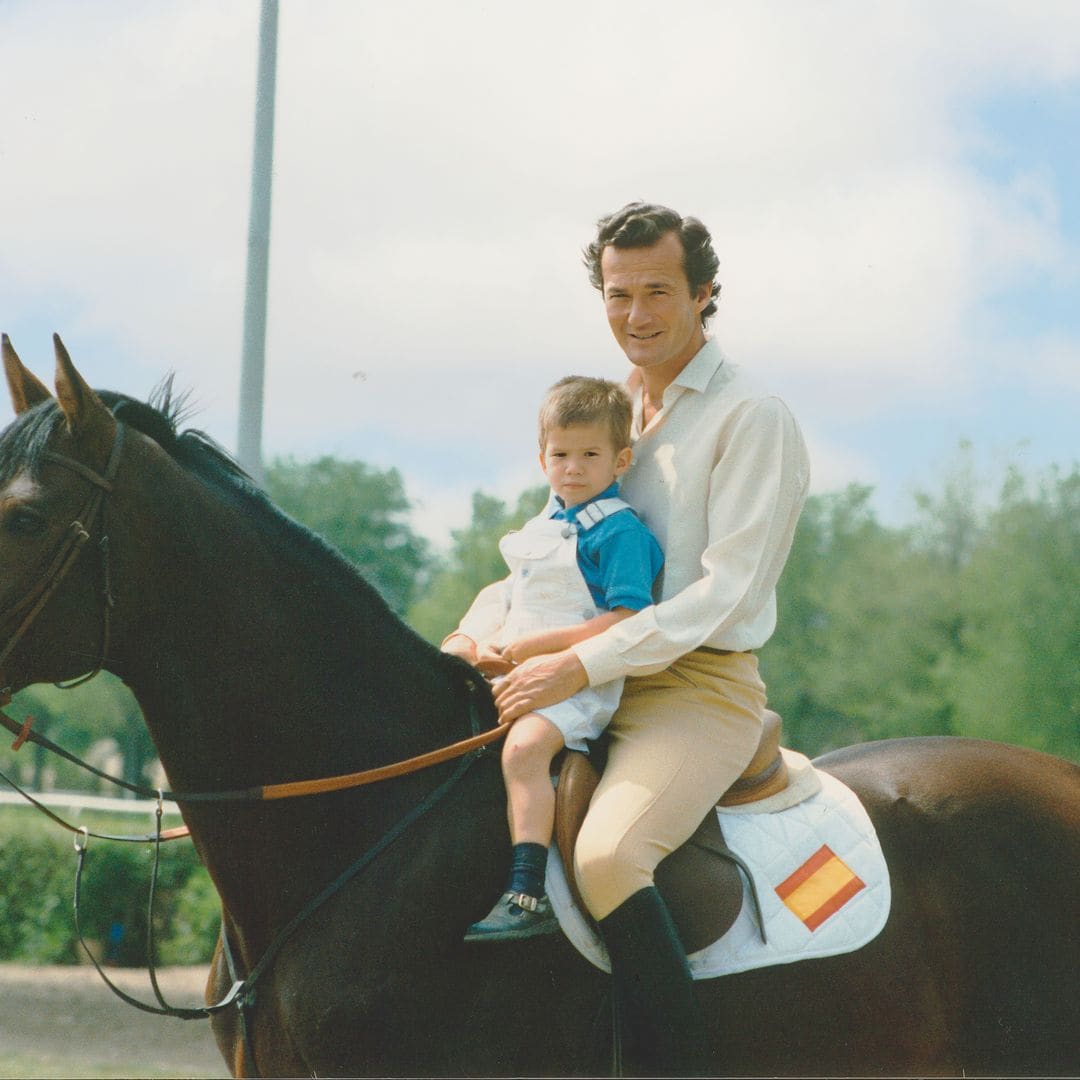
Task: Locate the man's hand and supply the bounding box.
[491,649,589,723]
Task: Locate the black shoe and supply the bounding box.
[464,892,559,942]
[598,886,710,1077]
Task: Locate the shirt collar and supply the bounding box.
[548,481,621,520]
[669,337,726,395]
[630,339,726,437]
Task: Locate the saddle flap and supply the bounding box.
[553,750,599,914]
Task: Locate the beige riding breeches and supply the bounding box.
[573,648,767,920]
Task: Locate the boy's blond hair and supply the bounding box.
[538,376,632,452]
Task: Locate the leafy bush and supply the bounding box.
[0,808,219,965]
[157,866,221,966]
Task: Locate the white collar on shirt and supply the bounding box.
[669,337,726,395]
[632,339,729,436]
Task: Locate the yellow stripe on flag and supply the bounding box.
[775,845,866,931]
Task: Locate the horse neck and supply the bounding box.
[109,458,483,936]
[115,469,457,778]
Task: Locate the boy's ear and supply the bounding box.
[614,446,633,476]
[538,449,548,473]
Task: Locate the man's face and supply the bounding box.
[600,231,711,379]
[540,422,631,508]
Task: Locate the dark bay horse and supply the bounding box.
[0,336,1076,1077]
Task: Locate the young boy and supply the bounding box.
[443,376,663,941]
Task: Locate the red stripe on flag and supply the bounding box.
[775,844,835,899]
[803,874,866,931]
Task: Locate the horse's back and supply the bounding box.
[815,737,1080,1076]
[817,734,1079,814]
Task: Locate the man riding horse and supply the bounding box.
[444,202,810,1075]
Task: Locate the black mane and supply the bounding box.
[0,379,204,484]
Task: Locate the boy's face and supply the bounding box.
[540,422,632,508]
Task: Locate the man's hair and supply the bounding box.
[538,376,632,452]
[582,201,721,326]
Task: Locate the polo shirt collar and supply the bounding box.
[548,481,621,520]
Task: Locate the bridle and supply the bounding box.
[0,423,125,690]
[0,417,510,1076]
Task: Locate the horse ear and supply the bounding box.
[52,334,116,451]
[2,334,54,414]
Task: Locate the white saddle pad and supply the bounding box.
[546,761,891,980]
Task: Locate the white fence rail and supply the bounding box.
[0,789,185,818]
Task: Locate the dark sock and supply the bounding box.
[506,842,548,900]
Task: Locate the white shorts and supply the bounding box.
[534,678,625,753]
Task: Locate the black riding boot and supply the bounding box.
[597,886,710,1077]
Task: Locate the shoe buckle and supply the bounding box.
[508,891,540,912]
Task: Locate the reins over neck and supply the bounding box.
[0,680,504,805]
[0,414,509,813]
[0,416,508,804]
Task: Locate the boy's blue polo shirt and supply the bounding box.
[550,482,664,612]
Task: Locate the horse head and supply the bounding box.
[0,335,121,692]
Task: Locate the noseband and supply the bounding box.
[0,423,125,690]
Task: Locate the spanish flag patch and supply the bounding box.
[775,844,866,931]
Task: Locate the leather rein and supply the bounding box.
[0,419,509,1066]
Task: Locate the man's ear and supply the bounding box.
[53,334,117,465]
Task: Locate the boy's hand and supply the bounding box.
[499,635,547,666]
[474,640,514,678]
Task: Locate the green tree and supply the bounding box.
[761,485,959,756]
[952,466,1080,758]
[408,486,548,644]
[265,456,431,616]
[10,673,151,793]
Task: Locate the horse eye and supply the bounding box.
[3,506,47,536]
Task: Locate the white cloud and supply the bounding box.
[1,0,1078,528]
[990,333,1080,394]
[801,427,880,497]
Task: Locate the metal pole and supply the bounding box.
[237,0,279,483]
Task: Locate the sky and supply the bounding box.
[1,1,1077,550]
